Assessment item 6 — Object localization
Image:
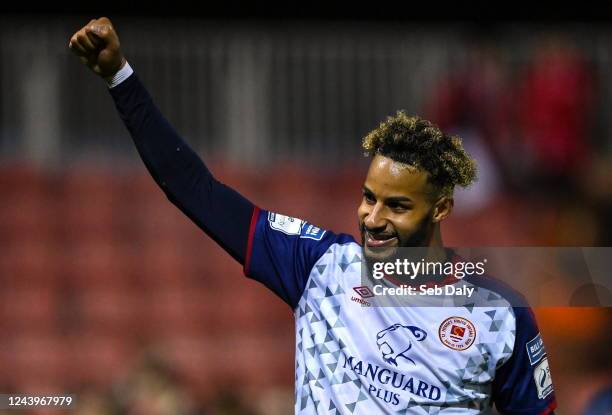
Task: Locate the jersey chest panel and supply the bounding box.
[293,243,516,414]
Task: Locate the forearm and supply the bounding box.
[108,65,254,263]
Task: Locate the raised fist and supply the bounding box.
[69,17,125,79]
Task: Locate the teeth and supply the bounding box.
[366,232,397,247]
[368,232,393,240]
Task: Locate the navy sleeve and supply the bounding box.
[244,209,355,308]
[493,306,557,415]
[108,73,254,264]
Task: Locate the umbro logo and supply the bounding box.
[351,286,373,307]
[353,286,374,298]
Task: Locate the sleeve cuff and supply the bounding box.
[106,61,134,89]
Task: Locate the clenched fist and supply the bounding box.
[69,17,126,79]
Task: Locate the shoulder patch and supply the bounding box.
[267,212,303,235]
[533,357,554,399]
[526,333,546,365]
[300,223,326,241]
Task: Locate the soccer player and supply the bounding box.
[69,17,558,414]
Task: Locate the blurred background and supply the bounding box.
[0,6,611,414]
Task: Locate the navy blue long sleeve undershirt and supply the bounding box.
[108,72,255,264]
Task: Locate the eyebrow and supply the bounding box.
[362,186,413,203]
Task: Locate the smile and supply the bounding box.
[365,231,398,247]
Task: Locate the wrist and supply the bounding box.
[102,58,122,82]
[106,59,133,88]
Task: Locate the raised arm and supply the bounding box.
[68,17,255,264]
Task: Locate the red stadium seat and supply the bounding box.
[62,240,128,289]
[76,289,143,336]
[0,288,59,334]
[61,168,122,243]
[0,240,62,290]
[64,333,134,386]
[5,334,71,392]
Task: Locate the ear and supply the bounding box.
[432,196,453,223]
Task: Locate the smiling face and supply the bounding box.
[357,155,452,261]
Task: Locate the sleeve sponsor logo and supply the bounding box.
[534,357,554,399]
[267,212,303,235]
[300,223,326,240]
[526,333,546,365]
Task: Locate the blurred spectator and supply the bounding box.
[427,38,513,155]
[206,389,258,415]
[426,38,509,214]
[516,35,596,195]
[112,353,197,415]
[73,390,118,415]
[580,154,612,245]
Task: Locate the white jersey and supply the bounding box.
[244,210,557,414]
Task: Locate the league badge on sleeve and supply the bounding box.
[268,212,303,235]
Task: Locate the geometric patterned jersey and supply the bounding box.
[108,70,556,413]
[245,210,557,415]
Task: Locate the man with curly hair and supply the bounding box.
[359,112,477,259]
[69,17,557,415]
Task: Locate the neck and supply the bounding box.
[427,223,446,263]
[431,223,443,246]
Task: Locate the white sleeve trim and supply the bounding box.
[106,62,134,89]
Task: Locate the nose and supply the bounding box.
[364,202,387,231]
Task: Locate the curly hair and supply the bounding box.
[362,111,477,197]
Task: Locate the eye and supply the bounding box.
[387,202,410,212]
[363,192,376,204]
